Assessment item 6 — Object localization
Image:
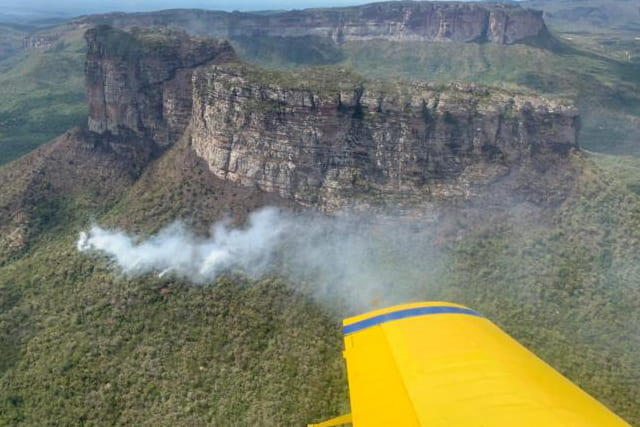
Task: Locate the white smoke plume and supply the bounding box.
[77,207,445,311]
[77,208,292,281]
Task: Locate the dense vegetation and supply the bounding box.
[523,0,640,63]
[0,26,87,165]
[0,23,29,61]
[590,152,640,196]
[0,135,639,425]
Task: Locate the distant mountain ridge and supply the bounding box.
[76,1,550,46]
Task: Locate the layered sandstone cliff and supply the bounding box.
[84,26,578,210]
[190,64,578,208]
[85,25,235,146]
[82,1,548,46]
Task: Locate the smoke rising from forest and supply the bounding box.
[77,207,445,311]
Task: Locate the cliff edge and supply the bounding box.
[190,63,578,209]
[83,26,578,211]
[85,25,235,147]
[82,1,549,46]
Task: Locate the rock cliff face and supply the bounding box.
[83,26,578,211]
[83,1,547,46]
[190,64,578,209]
[85,25,235,147]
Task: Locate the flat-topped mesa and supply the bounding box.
[190,64,579,209]
[81,26,578,210]
[83,1,548,46]
[85,25,235,147]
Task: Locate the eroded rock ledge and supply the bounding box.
[84,26,578,211]
[81,1,548,46]
[85,25,235,147]
[190,64,578,209]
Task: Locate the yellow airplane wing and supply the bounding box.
[311,301,632,427]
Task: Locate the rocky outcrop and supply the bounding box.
[81,26,578,211]
[82,1,547,46]
[190,64,578,209]
[85,25,235,147]
[22,35,60,51]
[0,126,157,260]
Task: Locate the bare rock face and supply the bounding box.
[190,64,578,210]
[83,1,547,46]
[85,25,235,147]
[80,26,578,212]
[22,35,60,51]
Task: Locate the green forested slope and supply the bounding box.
[0,27,86,165]
[0,24,29,61]
[0,135,638,425]
[523,0,640,63]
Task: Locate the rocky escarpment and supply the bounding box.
[85,25,235,147]
[83,26,578,211]
[190,64,578,210]
[82,1,548,46]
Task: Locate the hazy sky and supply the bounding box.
[0,0,371,15]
